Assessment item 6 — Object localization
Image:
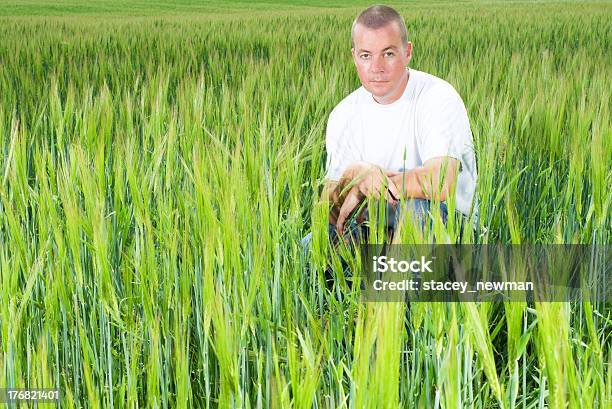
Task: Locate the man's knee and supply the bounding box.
[300,232,313,259]
[300,224,340,260]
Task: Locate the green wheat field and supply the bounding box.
[0,1,610,407]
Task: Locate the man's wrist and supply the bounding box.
[389,173,404,198]
[389,171,424,200]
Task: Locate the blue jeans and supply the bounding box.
[300,198,449,259]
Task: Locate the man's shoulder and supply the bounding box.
[328,86,367,121]
[410,69,462,101]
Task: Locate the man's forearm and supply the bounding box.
[389,170,430,200]
[389,157,459,201]
[389,162,456,202]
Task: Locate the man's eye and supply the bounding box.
[360,54,370,60]
[385,51,395,57]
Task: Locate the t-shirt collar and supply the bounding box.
[367,68,412,107]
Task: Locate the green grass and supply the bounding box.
[0,0,374,17]
[0,1,610,407]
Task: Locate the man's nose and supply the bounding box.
[368,55,384,73]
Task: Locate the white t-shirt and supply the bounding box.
[325,68,478,218]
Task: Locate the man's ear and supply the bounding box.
[351,47,358,65]
[405,42,413,62]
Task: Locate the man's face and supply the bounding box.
[352,22,412,104]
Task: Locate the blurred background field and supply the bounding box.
[0,1,610,407]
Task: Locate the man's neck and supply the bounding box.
[373,68,410,105]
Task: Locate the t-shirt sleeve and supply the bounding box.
[325,107,356,181]
[416,83,474,169]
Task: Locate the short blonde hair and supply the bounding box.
[351,5,408,47]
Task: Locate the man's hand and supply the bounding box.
[335,162,400,235]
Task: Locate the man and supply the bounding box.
[304,5,478,252]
